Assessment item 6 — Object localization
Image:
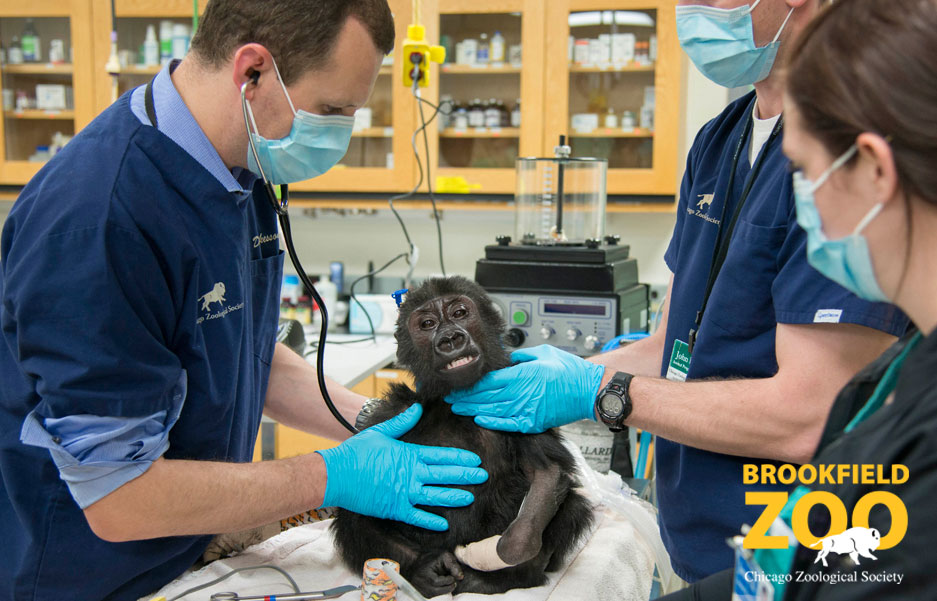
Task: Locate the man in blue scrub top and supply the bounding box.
[0,2,489,600]
[445,0,908,583]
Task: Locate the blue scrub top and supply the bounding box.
[0,91,283,600]
[657,91,907,582]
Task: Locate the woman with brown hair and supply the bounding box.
[662,0,937,598]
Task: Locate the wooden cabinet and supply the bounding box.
[0,1,97,184]
[544,0,680,196]
[1,0,681,201]
[421,0,546,195]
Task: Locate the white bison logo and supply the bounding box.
[199,282,227,311]
[810,526,880,567]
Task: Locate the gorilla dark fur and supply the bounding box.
[332,276,594,597]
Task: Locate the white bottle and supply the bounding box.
[490,31,505,65]
[315,277,339,331]
[171,23,190,60]
[604,108,618,129]
[476,33,489,65]
[143,25,159,67]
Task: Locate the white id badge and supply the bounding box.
[666,339,691,382]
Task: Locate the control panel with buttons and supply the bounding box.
[488,292,619,357]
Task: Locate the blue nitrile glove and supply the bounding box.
[316,404,488,531]
[445,344,605,433]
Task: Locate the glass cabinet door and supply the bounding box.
[91,1,208,122]
[0,1,95,185]
[545,0,679,197]
[426,0,545,194]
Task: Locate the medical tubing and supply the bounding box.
[414,86,446,276]
[166,564,300,601]
[349,253,409,341]
[277,209,358,434]
[387,87,446,284]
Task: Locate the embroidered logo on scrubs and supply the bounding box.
[199,282,227,311]
[687,193,722,225]
[197,281,245,325]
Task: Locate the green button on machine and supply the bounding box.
[512,309,528,325]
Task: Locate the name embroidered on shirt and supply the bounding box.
[814,309,843,324]
[253,232,279,248]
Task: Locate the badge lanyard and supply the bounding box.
[688,100,784,354]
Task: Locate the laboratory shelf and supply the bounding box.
[115,65,161,75]
[1,63,74,75]
[440,127,521,138]
[440,64,522,74]
[569,64,656,73]
[352,127,394,138]
[4,109,75,120]
[570,128,654,138]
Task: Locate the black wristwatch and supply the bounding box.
[594,371,634,432]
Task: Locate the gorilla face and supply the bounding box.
[407,294,487,390]
[395,276,512,399]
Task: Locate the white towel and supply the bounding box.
[144,446,665,601]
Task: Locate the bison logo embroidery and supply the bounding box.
[810,526,880,567]
[199,282,227,312]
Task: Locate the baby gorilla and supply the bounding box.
[332,276,593,597]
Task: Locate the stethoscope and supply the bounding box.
[240,73,358,434]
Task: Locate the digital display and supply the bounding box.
[543,303,607,316]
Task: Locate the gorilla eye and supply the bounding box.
[420,318,437,330]
[452,307,468,319]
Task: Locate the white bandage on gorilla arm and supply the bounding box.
[454,535,515,571]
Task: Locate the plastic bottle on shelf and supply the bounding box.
[468,99,485,128]
[604,108,618,129]
[159,21,174,65]
[8,37,24,65]
[476,33,489,65]
[490,31,505,65]
[621,110,636,132]
[649,34,658,63]
[21,19,40,63]
[511,99,521,128]
[171,23,190,60]
[143,25,160,67]
[453,104,469,131]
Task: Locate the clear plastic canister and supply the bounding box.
[514,157,607,245]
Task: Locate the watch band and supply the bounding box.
[595,371,634,432]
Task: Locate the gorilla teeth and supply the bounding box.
[446,355,477,370]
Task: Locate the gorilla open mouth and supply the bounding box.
[443,354,479,371]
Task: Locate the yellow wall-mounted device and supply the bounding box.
[401,24,445,88]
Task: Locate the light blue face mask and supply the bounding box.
[676,0,795,89]
[242,58,354,185]
[793,144,889,302]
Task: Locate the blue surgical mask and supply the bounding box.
[793,145,889,302]
[676,0,795,89]
[242,58,354,184]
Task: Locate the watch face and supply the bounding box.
[599,393,624,417]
